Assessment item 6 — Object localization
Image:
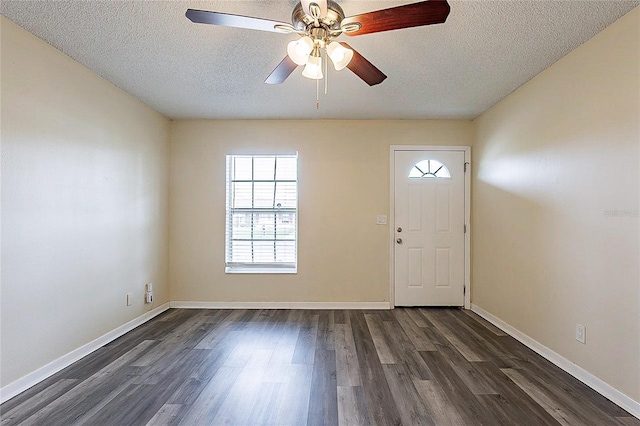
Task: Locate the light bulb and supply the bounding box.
[302,55,323,80]
[287,36,313,66]
[326,42,353,71]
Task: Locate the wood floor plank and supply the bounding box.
[132,313,209,368]
[421,321,498,395]
[393,308,437,351]
[89,344,222,425]
[246,382,282,425]
[419,350,497,425]
[175,366,242,425]
[382,364,436,425]
[350,311,402,426]
[263,321,301,383]
[210,348,274,425]
[406,307,432,327]
[145,403,182,426]
[337,386,372,426]
[307,349,339,426]
[22,370,136,425]
[363,313,396,364]
[81,383,167,425]
[193,321,236,351]
[516,353,634,419]
[165,340,242,405]
[16,340,155,425]
[440,308,512,361]
[420,309,485,362]
[3,308,636,426]
[462,309,507,336]
[273,364,314,425]
[133,338,213,386]
[291,312,319,365]
[412,379,467,426]
[501,367,598,425]
[0,379,78,426]
[335,323,362,386]
[316,310,336,350]
[509,359,630,426]
[382,320,433,380]
[473,360,561,425]
[616,416,640,426]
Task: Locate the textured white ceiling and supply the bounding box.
[1,1,638,120]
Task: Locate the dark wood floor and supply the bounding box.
[1,308,638,426]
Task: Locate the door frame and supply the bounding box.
[389,145,471,309]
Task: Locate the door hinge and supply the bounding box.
[464,162,469,172]
[464,224,467,234]
[464,285,466,296]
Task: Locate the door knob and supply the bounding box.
[396,238,403,244]
[397,227,402,233]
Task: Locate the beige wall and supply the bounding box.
[170,120,473,303]
[472,7,639,401]
[1,17,171,387]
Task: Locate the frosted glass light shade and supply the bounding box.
[302,55,323,79]
[326,42,353,71]
[287,36,314,65]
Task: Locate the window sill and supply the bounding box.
[225,267,297,274]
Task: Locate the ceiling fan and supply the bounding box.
[186,0,450,87]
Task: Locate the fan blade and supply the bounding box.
[339,43,387,86]
[342,0,450,37]
[186,9,292,33]
[302,0,328,18]
[265,56,299,84]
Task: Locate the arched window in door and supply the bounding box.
[409,159,451,179]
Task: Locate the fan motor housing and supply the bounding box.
[291,1,345,33]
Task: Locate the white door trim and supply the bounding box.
[389,145,471,309]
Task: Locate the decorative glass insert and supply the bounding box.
[409,159,451,179]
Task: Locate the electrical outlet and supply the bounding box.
[575,324,586,344]
[126,293,133,306]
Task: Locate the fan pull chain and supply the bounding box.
[316,78,320,109]
[324,49,328,95]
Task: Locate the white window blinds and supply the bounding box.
[225,154,298,273]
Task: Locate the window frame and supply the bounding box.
[225,153,299,274]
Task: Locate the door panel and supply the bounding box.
[394,150,465,306]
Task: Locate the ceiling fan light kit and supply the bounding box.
[287,36,314,66]
[302,46,324,80]
[186,0,450,98]
[326,41,353,71]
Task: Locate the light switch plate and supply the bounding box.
[376,215,387,225]
[575,324,586,344]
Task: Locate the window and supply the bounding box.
[225,154,298,273]
[409,159,451,179]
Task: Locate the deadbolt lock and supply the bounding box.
[397,227,402,233]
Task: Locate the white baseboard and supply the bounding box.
[0,303,170,404]
[470,303,640,419]
[169,301,391,310]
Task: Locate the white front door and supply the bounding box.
[394,150,465,306]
